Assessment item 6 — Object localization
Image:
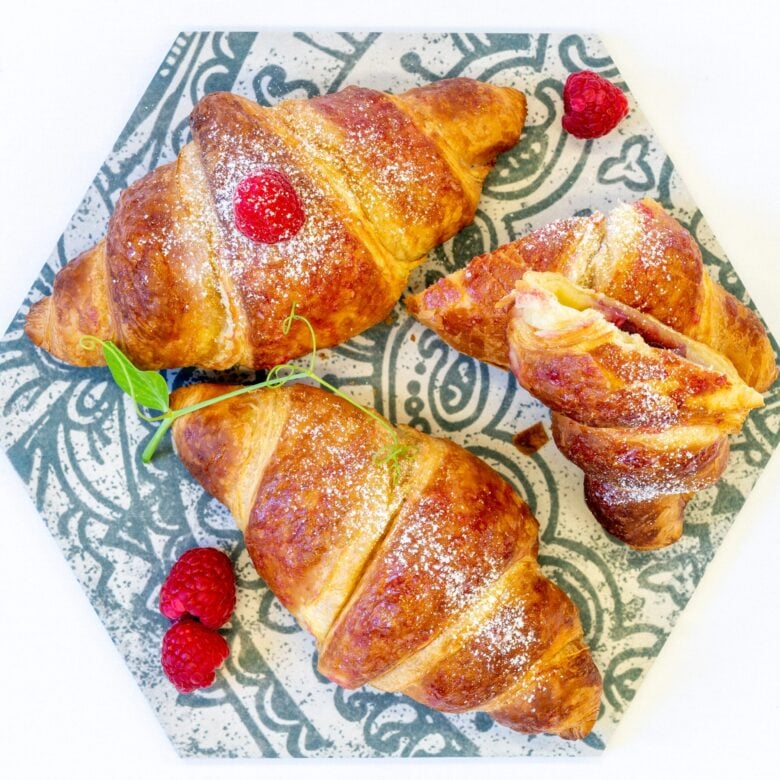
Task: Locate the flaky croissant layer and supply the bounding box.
[406,198,777,392]
[507,272,764,550]
[26,78,526,370]
[170,383,602,739]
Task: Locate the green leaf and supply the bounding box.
[101,341,170,412]
[81,308,404,470]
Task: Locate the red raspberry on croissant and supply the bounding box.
[26,78,527,370]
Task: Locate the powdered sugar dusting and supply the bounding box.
[384,492,506,614]
[472,599,536,675]
[204,127,334,300]
[510,268,748,539]
[595,202,643,291]
[184,85,512,366]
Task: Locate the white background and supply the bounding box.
[1,1,779,778]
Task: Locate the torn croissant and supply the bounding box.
[406,198,777,392]
[170,382,602,739]
[25,78,526,370]
[507,272,764,550]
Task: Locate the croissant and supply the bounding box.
[25,78,526,370]
[406,198,777,392]
[170,382,602,739]
[507,272,764,549]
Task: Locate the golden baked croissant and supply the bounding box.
[407,198,777,392]
[170,382,602,739]
[25,78,526,370]
[507,272,764,549]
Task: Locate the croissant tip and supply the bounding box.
[755,363,779,394]
[504,83,528,111]
[24,296,51,349]
[170,383,241,413]
[170,385,205,412]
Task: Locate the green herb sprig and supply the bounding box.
[80,306,412,482]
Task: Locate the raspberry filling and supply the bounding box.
[233,169,306,244]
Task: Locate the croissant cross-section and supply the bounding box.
[170,383,602,740]
[507,271,764,550]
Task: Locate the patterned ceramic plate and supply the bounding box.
[1,31,777,758]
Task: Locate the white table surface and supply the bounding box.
[1,1,779,778]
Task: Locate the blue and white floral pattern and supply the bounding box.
[0,32,777,758]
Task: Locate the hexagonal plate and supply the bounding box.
[1,32,777,757]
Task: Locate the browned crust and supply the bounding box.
[509,324,744,431]
[489,639,602,739]
[552,413,730,495]
[241,383,397,619]
[304,85,473,260]
[27,79,526,370]
[406,215,600,368]
[170,383,269,510]
[553,412,730,550]
[399,78,527,171]
[507,273,757,549]
[584,478,689,550]
[189,91,398,367]
[24,242,114,366]
[172,383,601,739]
[599,199,706,332]
[602,199,777,392]
[318,442,538,687]
[406,199,777,392]
[400,561,580,711]
[106,159,230,369]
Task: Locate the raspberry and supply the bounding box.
[161,619,230,693]
[234,168,306,244]
[159,547,236,629]
[561,71,629,139]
